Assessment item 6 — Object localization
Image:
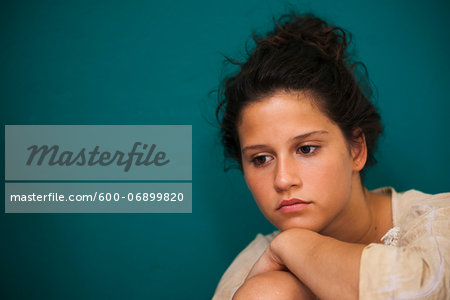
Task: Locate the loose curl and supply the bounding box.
[216,12,383,178]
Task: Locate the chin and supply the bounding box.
[275,219,322,232]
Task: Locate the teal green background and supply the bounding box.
[1,0,449,299]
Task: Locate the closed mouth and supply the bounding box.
[278,198,311,210]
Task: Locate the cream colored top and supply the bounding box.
[212,187,450,300]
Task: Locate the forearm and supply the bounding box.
[271,228,365,300]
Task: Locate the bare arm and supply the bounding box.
[246,228,365,300]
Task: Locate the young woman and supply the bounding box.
[212,13,449,300]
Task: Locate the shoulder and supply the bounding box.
[393,188,450,230]
[377,187,450,245]
[372,187,450,227]
[212,230,280,300]
[360,187,450,299]
[396,188,450,206]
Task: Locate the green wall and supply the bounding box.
[1,0,449,299]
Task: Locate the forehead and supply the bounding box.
[237,92,338,145]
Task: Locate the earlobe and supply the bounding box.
[351,129,367,171]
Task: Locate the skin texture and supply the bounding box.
[238,91,368,235]
[233,270,316,300]
[239,228,366,299]
[233,91,393,299]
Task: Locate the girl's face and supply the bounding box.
[238,92,364,232]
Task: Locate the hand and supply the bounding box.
[238,230,317,300]
[245,228,313,281]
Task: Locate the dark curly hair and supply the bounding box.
[216,12,383,178]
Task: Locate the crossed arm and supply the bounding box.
[233,228,366,300]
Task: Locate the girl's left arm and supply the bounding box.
[246,228,366,300]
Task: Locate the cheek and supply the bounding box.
[244,170,273,209]
[302,150,353,199]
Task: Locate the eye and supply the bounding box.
[298,145,319,155]
[251,155,273,167]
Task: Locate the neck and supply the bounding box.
[359,188,393,244]
[319,174,392,244]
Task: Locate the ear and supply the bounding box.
[350,128,367,172]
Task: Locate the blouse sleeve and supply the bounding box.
[212,231,278,300]
[359,193,450,299]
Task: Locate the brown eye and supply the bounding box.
[251,155,271,167]
[298,145,319,155]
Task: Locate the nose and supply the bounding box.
[273,155,302,192]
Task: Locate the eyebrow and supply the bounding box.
[241,130,329,154]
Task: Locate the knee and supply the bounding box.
[232,271,314,300]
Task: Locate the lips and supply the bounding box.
[277,198,311,213]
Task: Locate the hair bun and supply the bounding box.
[255,13,350,63]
